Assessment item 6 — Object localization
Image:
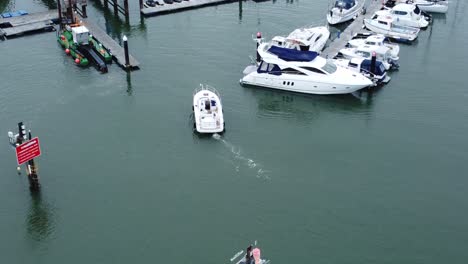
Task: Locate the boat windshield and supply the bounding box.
[322,60,337,74]
[335,0,355,9]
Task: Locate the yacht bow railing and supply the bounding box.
[193,84,220,97]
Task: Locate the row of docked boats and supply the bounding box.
[193,0,448,134]
[237,0,447,97]
[327,0,447,26]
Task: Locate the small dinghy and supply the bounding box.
[193,84,225,134]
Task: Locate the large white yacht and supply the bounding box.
[240,44,373,95]
[376,3,431,28]
[327,0,362,25]
[270,26,330,53]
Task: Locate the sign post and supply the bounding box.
[9,122,41,191]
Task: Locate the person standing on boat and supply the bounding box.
[245,245,253,264]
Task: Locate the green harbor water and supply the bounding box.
[1,0,468,263]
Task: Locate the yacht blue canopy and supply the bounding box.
[268,46,318,62]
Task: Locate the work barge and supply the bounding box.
[1,1,139,71]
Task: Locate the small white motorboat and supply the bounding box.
[192,84,224,134]
[334,57,391,85]
[270,26,330,53]
[364,15,420,43]
[327,0,362,25]
[339,44,399,70]
[386,0,448,13]
[347,34,400,60]
[376,3,431,28]
[410,0,448,13]
[229,243,270,264]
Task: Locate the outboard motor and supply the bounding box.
[389,59,399,70]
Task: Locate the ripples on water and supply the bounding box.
[212,133,270,179]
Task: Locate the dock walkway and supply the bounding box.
[0,10,57,38]
[321,0,385,59]
[80,18,140,69]
[141,0,236,16]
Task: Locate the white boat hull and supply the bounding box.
[415,2,448,13]
[240,72,370,95]
[193,87,224,134]
[327,1,361,25]
[364,19,419,42]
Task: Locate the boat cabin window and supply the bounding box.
[356,51,371,58]
[365,41,377,45]
[335,0,355,9]
[349,62,359,68]
[281,67,306,75]
[392,10,408,16]
[300,67,326,74]
[378,20,389,25]
[322,60,338,74]
[257,61,282,75]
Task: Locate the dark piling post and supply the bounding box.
[123,35,130,69]
[256,32,262,63]
[104,0,109,8]
[68,0,74,24]
[57,0,63,28]
[124,0,130,21]
[82,4,87,18]
[27,130,40,191]
[140,0,144,9]
[113,0,119,16]
[17,122,26,145]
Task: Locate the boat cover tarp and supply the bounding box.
[268,46,318,62]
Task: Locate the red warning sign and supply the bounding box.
[15,137,41,165]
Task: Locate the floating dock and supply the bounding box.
[79,18,140,69]
[141,0,237,16]
[321,0,386,59]
[0,10,58,38]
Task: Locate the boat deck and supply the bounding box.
[141,0,236,16]
[321,0,386,59]
[0,10,58,38]
[80,18,140,69]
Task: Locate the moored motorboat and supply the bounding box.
[347,34,400,60]
[270,26,330,53]
[364,16,420,43]
[339,44,399,70]
[334,57,391,85]
[241,44,373,95]
[193,84,225,134]
[409,0,448,13]
[376,3,431,28]
[327,0,362,25]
